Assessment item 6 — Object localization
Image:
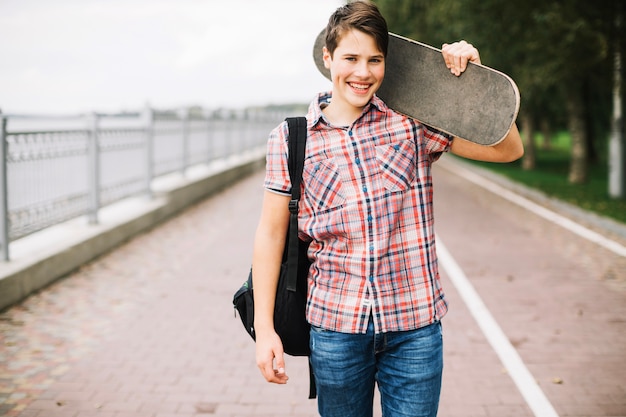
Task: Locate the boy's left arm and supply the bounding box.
[450,124,523,162]
[441,41,524,163]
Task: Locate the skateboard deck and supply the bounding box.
[313,30,520,146]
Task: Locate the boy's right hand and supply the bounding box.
[256,330,289,384]
[441,40,481,76]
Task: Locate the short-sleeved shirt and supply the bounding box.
[264,92,453,334]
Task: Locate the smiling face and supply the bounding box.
[322,28,385,125]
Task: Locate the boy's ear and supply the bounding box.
[322,46,332,69]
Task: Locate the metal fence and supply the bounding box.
[0,106,286,261]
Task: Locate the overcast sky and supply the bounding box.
[0,0,343,115]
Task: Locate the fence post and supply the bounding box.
[226,110,233,158]
[181,108,190,175]
[143,105,154,199]
[87,112,100,224]
[0,113,9,261]
[241,109,249,153]
[206,109,212,164]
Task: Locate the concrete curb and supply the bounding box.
[0,148,266,312]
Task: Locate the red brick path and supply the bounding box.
[1,158,624,417]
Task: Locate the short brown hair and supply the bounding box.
[324,1,389,58]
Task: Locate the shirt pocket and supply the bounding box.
[375,139,417,192]
[303,158,346,212]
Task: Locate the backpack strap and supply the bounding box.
[308,359,317,399]
[285,117,317,399]
[285,117,307,292]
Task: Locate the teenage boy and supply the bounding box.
[251,1,523,416]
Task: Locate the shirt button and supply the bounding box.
[393,144,400,151]
[369,245,374,251]
[369,275,374,283]
[362,186,368,193]
[348,131,353,137]
[367,215,373,222]
[355,157,360,164]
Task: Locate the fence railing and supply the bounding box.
[0,106,286,261]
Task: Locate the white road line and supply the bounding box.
[439,160,626,258]
[437,237,560,417]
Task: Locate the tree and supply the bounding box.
[609,5,625,198]
[374,0,615,186]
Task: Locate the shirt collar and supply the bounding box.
[308,92,388,130]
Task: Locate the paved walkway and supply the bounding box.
[1,157,625,417]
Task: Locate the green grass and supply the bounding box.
[464,132,626,224]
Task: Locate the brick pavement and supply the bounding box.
[0,160,624,417]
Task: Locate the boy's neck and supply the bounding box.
[322,100,365,127]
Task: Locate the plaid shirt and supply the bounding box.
[264,93,453,334]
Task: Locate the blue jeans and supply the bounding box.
[309,319,443,417]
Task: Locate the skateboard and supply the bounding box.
[313,30,520,146]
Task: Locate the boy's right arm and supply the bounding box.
[252,190,291,384]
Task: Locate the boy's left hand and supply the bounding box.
[441,40,481,76]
